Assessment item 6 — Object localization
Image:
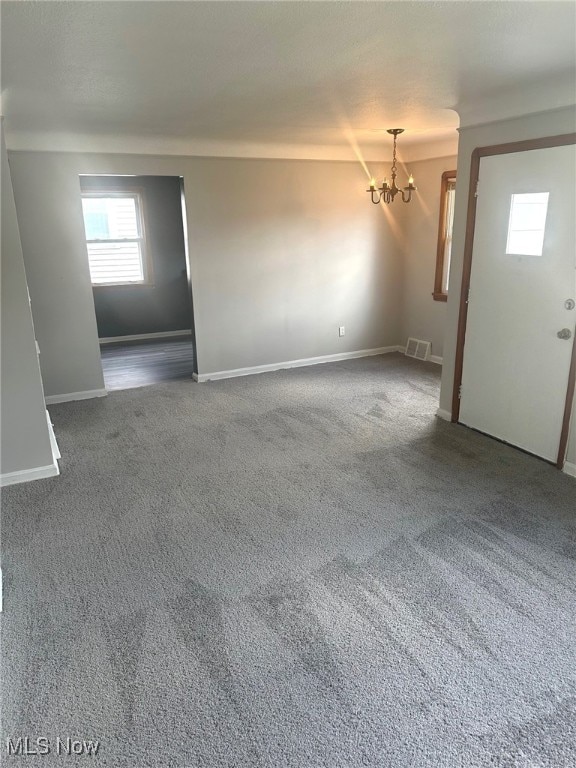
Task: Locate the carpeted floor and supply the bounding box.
[2,353,575,767]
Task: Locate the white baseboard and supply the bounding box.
[195,346,400,382]
[436,408,452,421]
[99,330,192,345]
[45,388,107,405]
[46,410,61,460]
[0,460,60,488]
[563,461,576,478]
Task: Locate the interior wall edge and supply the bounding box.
[0,123,55,478]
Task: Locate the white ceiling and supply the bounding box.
[2,1,575,160]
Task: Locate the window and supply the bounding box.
[433,171,456,301]
[506,192,549,256]
[81,192,149,286]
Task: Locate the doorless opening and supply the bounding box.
[79,174,197,390]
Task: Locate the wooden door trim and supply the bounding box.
[557,330,576,469]
[452,133,576,467]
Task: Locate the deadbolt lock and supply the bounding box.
[557,328,572,340]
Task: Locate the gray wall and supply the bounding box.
[0,124,54,477]
[80,175,192,339]
[8,152,400,392]
[439,106,576,466]
[397,155,457,359]
[184,158,399,373]
[8,153,105,398]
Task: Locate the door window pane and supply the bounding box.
[506,192,549,256]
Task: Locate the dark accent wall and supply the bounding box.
[80,175,193,338]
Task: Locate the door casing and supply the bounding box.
[452,132,576,469]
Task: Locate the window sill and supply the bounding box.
[92,282,154,288]
[432,292,448,302]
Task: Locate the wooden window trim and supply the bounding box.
[82,189,153,288]
[433,170,457,302]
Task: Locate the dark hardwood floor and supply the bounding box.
[100,338,195,391]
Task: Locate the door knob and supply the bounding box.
[557,328,572,340]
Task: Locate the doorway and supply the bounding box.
[79,175,197,390]
[454,137,576,466]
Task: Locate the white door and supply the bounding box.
[460,143,576,462]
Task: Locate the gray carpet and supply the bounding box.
[2,353,575,767]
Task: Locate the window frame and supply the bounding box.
[433,170,457,302]
[81,189,153,288]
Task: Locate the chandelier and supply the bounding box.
[367,129,416,204]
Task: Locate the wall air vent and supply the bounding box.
[405,338,431,362]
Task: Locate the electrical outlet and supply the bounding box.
[339,326,345,337]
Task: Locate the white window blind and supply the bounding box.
[81,194,147,285]
[443,181,456,291]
